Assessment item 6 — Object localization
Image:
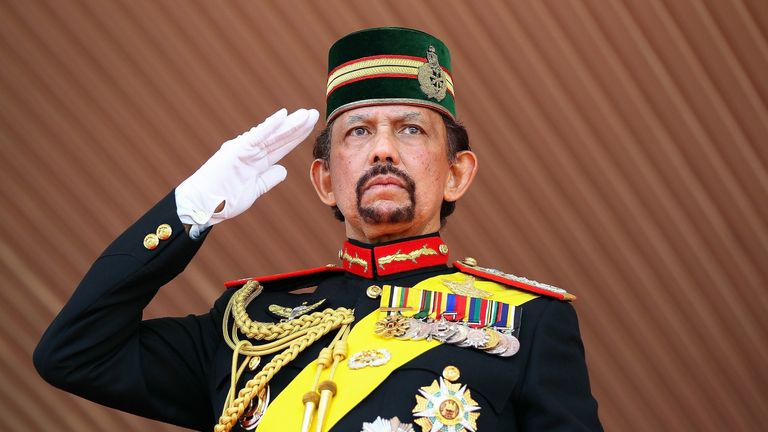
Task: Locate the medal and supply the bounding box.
[457,328,487,349]
[430,319,456,342]
[375,314,410,338]
[501,333,520,357]
[375,285,524,357]
[484,332,509,355]
[444,324,469,344]
[412,376,480,432]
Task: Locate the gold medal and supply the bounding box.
[375,314,410,338]
[480,328,500,350]
[412,377,480,432]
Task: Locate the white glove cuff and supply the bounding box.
[175,185,221,239]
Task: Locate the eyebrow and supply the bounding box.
[402,112,422,121]
[345,114,367,125]
[344,111,423,125]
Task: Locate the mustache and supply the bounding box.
[355,163,416,198]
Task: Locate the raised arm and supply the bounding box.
[34,108,319,429]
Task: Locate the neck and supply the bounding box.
[344,219,441,244]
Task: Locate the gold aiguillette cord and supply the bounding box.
[300,325,350,432]
[215,281,354,432]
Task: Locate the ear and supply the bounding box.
[310,159,336,206]
[444,150,478,202]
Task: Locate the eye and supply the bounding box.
[348,127,369,137]
[402,125,423,135]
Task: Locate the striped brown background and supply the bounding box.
[1,0,766,430]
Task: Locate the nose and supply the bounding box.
[368,129,401,165]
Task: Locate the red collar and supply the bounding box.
[339,235,450,278]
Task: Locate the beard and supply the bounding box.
[355,163,416,224]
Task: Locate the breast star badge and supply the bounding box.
[412,376,480,432]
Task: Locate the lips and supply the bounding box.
[364,175,406,192]
[355,163,417,204]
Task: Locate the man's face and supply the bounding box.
[319,105,453,242]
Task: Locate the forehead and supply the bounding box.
[332,105,443,128]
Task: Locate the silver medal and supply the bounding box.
[445,323,469,344]
[458,328,488,348]
[397,318,421,340]
[430,319,456,342]
[500,334,521,357]
[412,320,433,341]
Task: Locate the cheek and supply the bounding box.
[410,152,450,204]
[329,156,360,204]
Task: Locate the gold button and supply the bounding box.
[156,223,172,240]
[439,244,449,255]
[366,285,383,299]
[442,365,461,382]
[338,250,343,260]
[461,257,477,267]
[143,233,159,250]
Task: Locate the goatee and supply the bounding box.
[356,163,416,224]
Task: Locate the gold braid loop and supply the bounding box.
[216,280,355,432]
[230,281,340,341]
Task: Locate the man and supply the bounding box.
[35,27,602,431]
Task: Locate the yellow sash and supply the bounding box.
[255,272,537,431]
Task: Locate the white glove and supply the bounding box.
[176,108,319,237]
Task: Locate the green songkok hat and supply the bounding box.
[326,27,455,122]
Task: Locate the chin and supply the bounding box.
[359,204,415,225]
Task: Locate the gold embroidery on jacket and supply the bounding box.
[378,245,438,269]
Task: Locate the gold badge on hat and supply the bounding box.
[417,45,447,101]
[412,375,480,432]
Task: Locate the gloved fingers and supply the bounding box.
[262,109,319,165]
[224,108,288,152]
[240,108,318,166]
[237,108,310,158]
[254,164,288,196]
[265,108,319,150]
[244,108,306,150]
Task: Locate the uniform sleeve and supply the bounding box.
[516,300,603,431]
[33,190,225,430]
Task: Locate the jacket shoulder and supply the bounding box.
[453,258,576,301]
[223,265,344,291]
